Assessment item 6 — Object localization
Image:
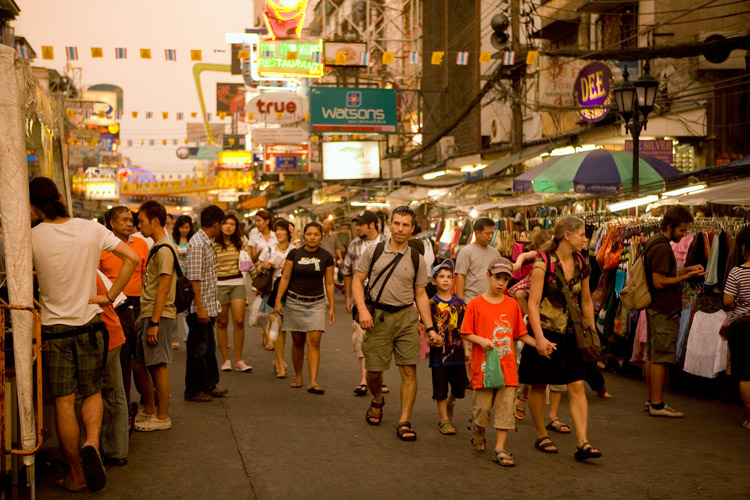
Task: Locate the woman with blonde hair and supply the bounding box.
[518,216,601,461]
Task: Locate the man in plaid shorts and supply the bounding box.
[30,178,138,492]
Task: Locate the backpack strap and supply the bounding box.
[147,244,183,278]
[409,245,420,289]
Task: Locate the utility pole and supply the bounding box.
[510,0,523,155]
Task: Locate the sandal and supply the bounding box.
[381,384,389,394]
[438,420,456,435]
[353,384,368,396]
[546,417,571,434]
[80,444,107,492]
[574,441,602,461]
[395,421,417,441]
[290,380,303,388]
[366,399,385,426]
[534,436,558,454]
[514,397,526,420]
[493,448,516,467]
[743,419,750,430]
[470,424,486,452]
[55,477,86,492]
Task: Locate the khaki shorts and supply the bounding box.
[362,306,420,371]
[217,284,247,305]
[352,321,365,358]
[646,310,680,364]
[472,386,516,430]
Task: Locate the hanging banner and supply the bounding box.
[264,144,309,174]
[69,145,100,168]
[538,56,588,108]
[324,42,368,67]
[251,126,309,144]
[310,87,397,133]
[573,62,614,123]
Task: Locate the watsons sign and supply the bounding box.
[310,87,397,134]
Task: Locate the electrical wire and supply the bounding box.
[534,0,747,17]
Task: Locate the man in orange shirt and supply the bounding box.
[99,206,149,426]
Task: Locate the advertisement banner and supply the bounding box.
[264,144,309,174]
[538,56,588,108]
[246,92,308,124]
[573,62,614,123]
[216,83,246,115]
[251,127,309,144]
[625,139,674,165]
[324,42,368,66]
[258,39,324,79]
[322,141,381,180]
[69,145,100,168]
[81,90,118,126]
[310,88,397,134]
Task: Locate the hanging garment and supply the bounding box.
[705,232,722,286]
[631,309,649,363]
[724,236,739,287]
[717,230,728,287]
[614,269,627,297]
[683,310,728,378]
[685,232,700,269]
[676,300,694,362]
[671,233,694,268]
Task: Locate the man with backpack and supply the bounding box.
[352,206,435,441]
[643,206,705,417]
[133,200,177,430]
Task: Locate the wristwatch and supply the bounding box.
[149,319,160,328]
[426,326,437,334]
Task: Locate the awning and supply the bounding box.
[465,192,577,212]
[481,141,567,179]
[239,195,268,210]
[652,178,750,207]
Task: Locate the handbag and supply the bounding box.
[251,270,274,294]
[603,230,622,271]
[553,261,601,363]
[239,250,253,272]
[482,347,505,388]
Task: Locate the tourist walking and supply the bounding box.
[248,209,278,350]
[274,222,335,394]
[214,212,252,373]
[171,214,195,347]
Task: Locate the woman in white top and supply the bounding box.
[248,209,278,350]
[258,219,296,378]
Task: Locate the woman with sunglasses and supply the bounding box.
[274,222,335,394]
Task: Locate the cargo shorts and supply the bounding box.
[362,306,420,371]
[646,309,680,364]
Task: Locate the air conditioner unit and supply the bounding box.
[437,136,458,161]
[696,32,748,70]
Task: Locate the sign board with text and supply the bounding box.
[258,39,323,78]
[251,127,309,144]
[625,139,674,165]
[246,92,308,124]
[573,62,614,123]
[310,87,397,133]
[324,42,368,66]
[322,141,381,180]
[264,144,309,174]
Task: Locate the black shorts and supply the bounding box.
[728,319,750,381]
[518,328,586,386]
[431,364,468,401]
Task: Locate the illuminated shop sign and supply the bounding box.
[264,144,309,174]
[574,62,614,123]
[218,151,253,169]
[310,87,397,133]
[258,39,323,78]
[263,0,309,40]
[322,141,381,180]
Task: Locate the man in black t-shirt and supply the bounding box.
[643,206,705,418]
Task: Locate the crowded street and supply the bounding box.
[32,291,750,499]
[2,0,750,498]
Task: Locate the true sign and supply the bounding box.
[574,62,613,123]
[246,92,308,124]
[309,87,397,133]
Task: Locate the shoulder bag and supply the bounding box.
[553,260,601,363]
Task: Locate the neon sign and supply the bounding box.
[258,39,323,78]
[263,0,308,40]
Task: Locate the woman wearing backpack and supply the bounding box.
[518,216,602,461]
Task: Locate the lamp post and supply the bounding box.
[613,61,659,195]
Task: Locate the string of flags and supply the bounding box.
[39,44,538,67]
[65,109,248,122]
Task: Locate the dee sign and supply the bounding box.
[246,92,308,124]
[309,87,397,134]
[573,62,614,123]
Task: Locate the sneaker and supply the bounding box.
[135,409,154,424]
[221,360,232,372]
[135,416,172,432]
[235,360,253,372]
[649,404,684,418]
[644,401,651,412]
[172,339,179,350]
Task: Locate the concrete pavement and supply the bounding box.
[34,293,750,499]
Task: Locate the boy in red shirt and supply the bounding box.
[461,257,539,467]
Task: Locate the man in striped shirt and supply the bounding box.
[184,205,227,402]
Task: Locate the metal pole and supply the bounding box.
[632,110,640,195]
[510,0,523,154]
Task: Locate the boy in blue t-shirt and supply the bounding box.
[426,259,468,435]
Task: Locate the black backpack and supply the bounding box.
[147,244,194,313]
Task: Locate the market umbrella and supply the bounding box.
[513,150,682,194]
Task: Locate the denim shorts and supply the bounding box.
[135,317,176,366]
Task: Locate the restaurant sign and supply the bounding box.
[258,39,324,78]
[573,62,614,123]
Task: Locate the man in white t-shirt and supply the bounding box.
[29,177,138,493]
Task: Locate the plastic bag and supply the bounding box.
[247,295,268,328]
[268,316,280,342]
[239,250,253,272]
[483,347,505,389]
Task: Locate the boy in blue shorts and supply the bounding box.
[461,257,538,467]
[426,259,468,435]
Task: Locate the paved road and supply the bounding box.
[35,293,750,499]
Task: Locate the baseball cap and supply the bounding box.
[432,259,454,278]
[353,210,378,225]
[487,257,513,276]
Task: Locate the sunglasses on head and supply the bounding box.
[392,205,415,217]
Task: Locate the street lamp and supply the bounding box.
[613,61,659,194]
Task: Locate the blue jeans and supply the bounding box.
[100,346,129,459]
[184,314,219,397]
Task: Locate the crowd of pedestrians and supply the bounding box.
[22,176,750,492]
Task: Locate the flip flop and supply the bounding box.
[742,419,750,430]
[55,477,86,492]
[290,381,303,388]
[307,386,325,395]
[80,445,107,492]
[353,384,367,396]
[381,384,389,394]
